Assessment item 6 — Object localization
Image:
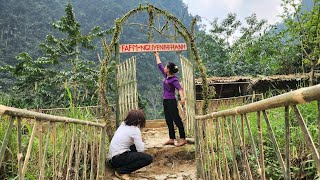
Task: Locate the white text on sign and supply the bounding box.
[119,43,187,53]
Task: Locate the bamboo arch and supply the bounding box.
[98,4,211,140]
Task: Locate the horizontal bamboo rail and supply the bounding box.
[196,84,320,120]
[0,105,107,179]
[0,105,105,127]
[195,84,320,180]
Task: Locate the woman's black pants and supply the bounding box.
[109,145,153,174]
[163,99,186,139]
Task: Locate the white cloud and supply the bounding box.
[182,0,283,29]
[222,0,244,11]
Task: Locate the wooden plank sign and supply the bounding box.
[120,43,187,53]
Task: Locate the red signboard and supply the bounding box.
[119,43,187,53]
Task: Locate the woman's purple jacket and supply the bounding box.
[158,63,183,99]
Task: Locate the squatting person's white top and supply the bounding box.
[108,122,145,159]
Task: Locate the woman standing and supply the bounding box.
[108,110,153,180]
[154,51,187,147]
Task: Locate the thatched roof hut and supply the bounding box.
[195,74,318,100]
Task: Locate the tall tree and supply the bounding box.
[283,0,320,85]
[1,3,104,108]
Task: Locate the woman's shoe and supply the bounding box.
[115,171,131,180]
[163,139,175,146]
[176,139,187,147]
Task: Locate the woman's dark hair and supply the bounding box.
[166,62,179,74]
[124,109,146,128]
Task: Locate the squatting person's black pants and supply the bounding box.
[163,99,186,139]
[109,145,153,174]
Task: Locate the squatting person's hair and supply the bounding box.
[124,109,146,128]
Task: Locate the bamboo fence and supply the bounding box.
[116,56,138,123]
[0,105,107,179]
[195,84,320,179]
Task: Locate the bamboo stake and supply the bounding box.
[53,123,56,180]
[96,128,103,180]
[318,101,320,150]
[216,118,223,180]
[292,105,320,172]
[285,106,291,180]
[38,121,43,180]
[198,121,207,179]
[17,117,23,180]
[57,123,68,178]
[40,123,53,179]
[262,110,287,177]
[194,117,202,178]
[244,114,261,174]
[257,111,266,180]
[230,116,241,180]
[226,117,238,179]
[90,127,97,180]
[235,115,253,180]
[206,120,215,179]
[100,127,106,179]
[22,123,37,178]
[0,116,14,168]
[66,124,77,180]
[83,127,89,180]
[74,125,84,180]
[133,57,138,110]
[221,117,231,180]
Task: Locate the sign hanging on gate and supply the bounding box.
[119,43,187,53]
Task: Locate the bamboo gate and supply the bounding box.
[0,105,107,179]
[116,56,138,125]
[180,55,196,136]
[195,84,320,179]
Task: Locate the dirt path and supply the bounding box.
[106,127,197,180]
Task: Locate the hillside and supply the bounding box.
[0,0,197,119]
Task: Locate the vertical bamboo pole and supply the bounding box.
[216,118,223,180]
[257,111,266,180]
[207,120,218,179]
[115,41,120,128]
[38,120,43,180]
[22,123,37,178]
[285,106,291,180]
[292,105,320,172]
[120,63,124,121]
[222,116,231,180]
[40,123,53,180]
[198,121,207,179]
[230,116,241,180]
[318,101,320,150]
[235,115,253,180]
[133,57,138,109]
[74,125,84,180]
[262,110,287,177]
[0,116,14,168]
[83,127,89,180]
[125,59,130,116]
[57,123,68,178]
[53,123,56,180]
[195,116,201,179]
[90,127,97,180]
[66,124,77,180]
[17,117,23,180]
[244,114,261,172]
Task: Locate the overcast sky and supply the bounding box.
[182,0,283,30]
